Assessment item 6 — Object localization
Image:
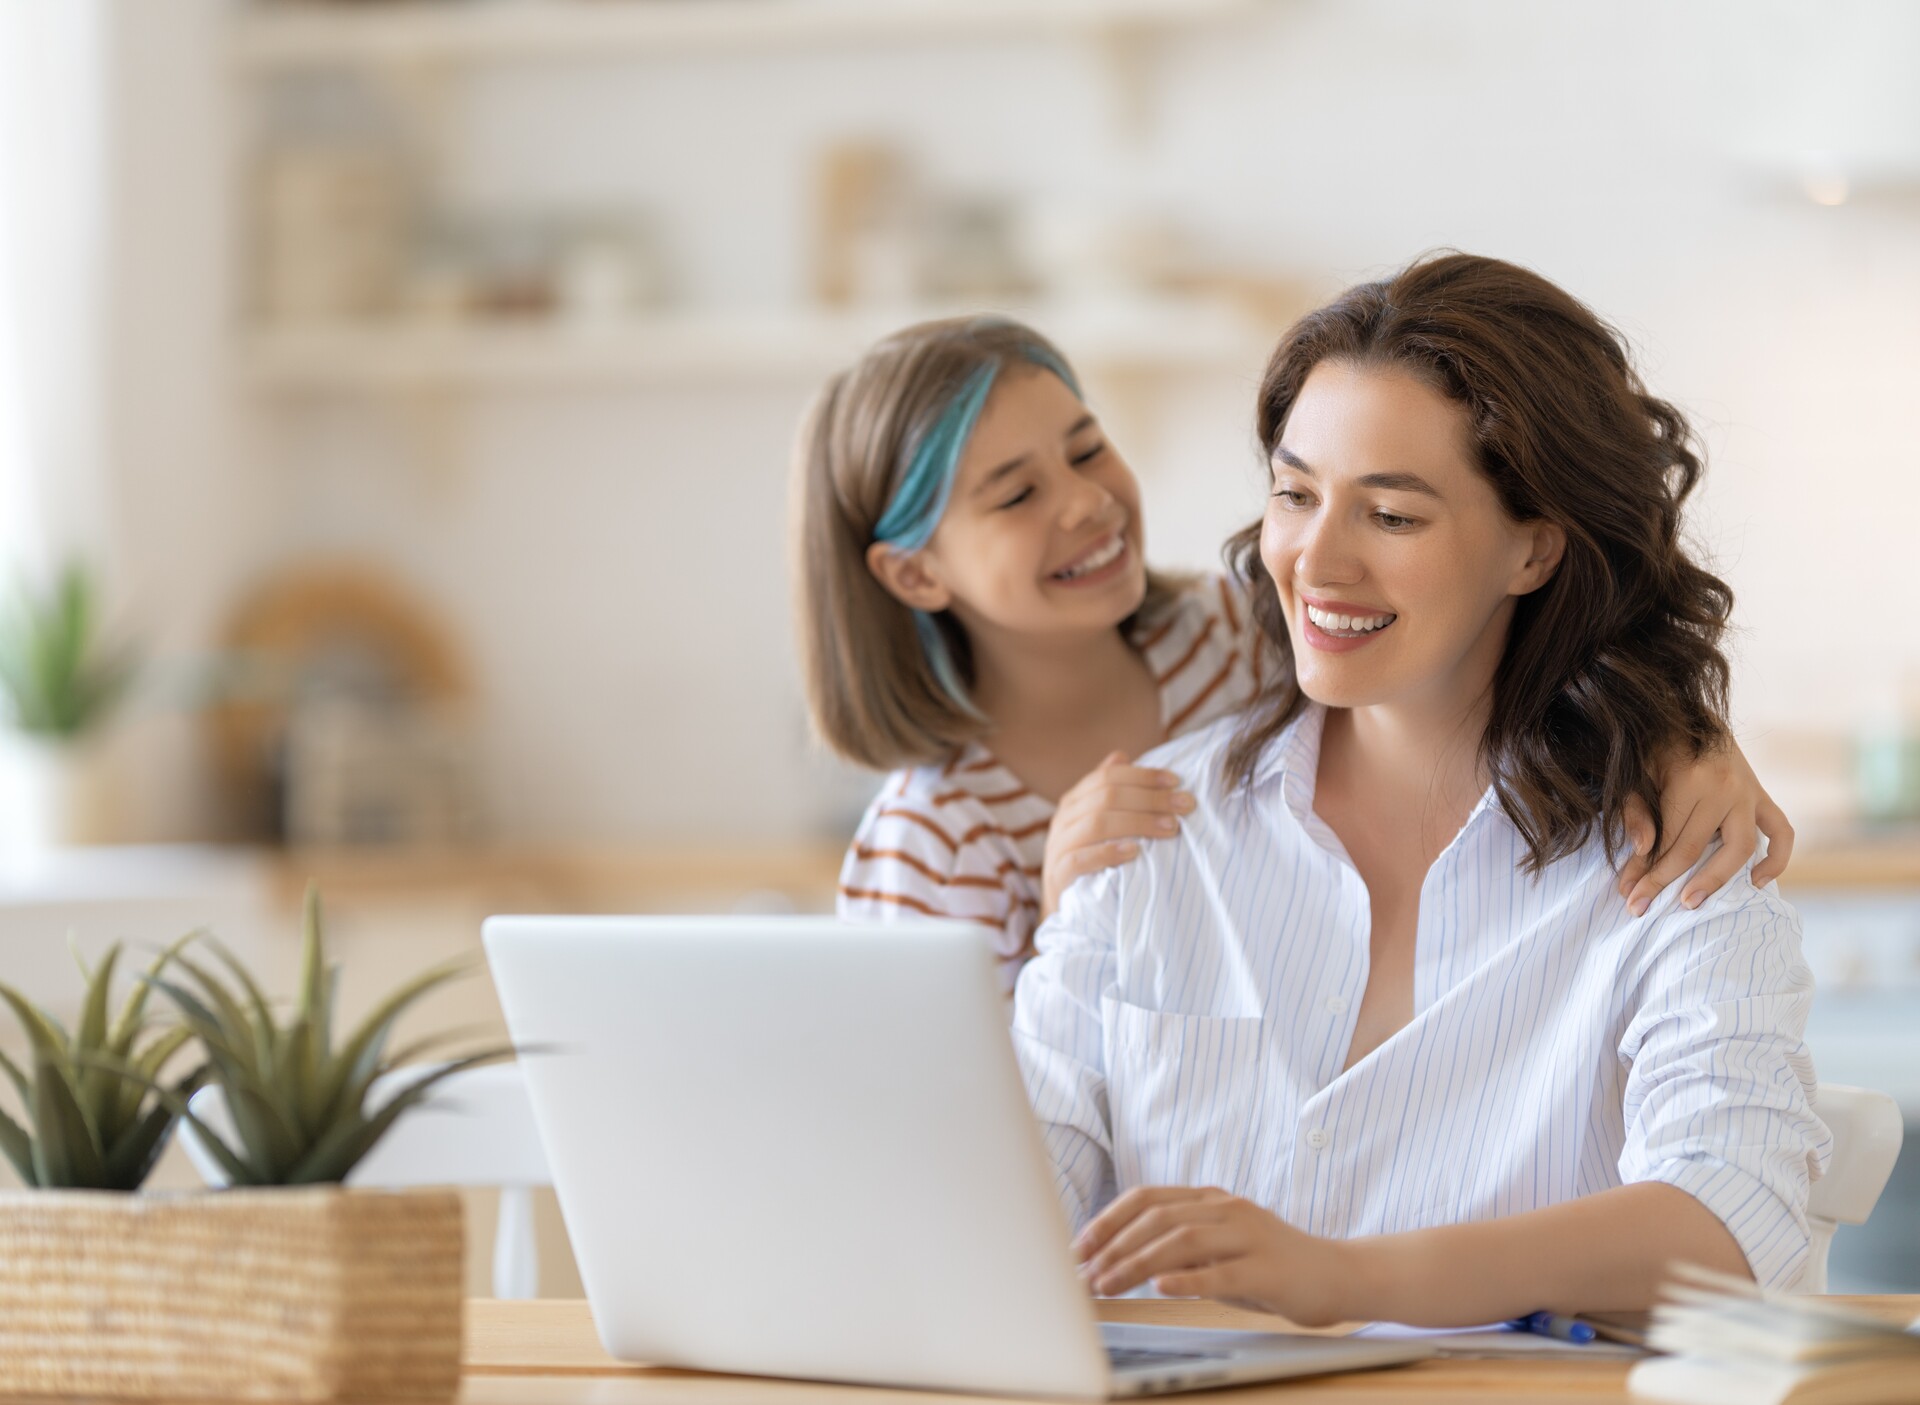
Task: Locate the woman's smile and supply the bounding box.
[1299,594,1397,652]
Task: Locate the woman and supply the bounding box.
[1012,253,1830,1327]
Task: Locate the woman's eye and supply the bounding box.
[1271,488,1312,508]
[1374,511,1418,530]
[999,487,1034,510]
[1070,441,1106,466]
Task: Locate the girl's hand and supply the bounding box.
[1041,752,1194,917]
[1074,1186,1351,1327]
[1618,737,1795,916]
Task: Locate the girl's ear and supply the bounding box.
[1511,519,1567,596]
[866,541,954,612]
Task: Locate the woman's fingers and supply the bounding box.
[1751,796,1795,887]
[1681,812,1758,909]
[1073,1186,1199,1262]
[1090,1221,1246,1298]
[1078,1192,1231,1285]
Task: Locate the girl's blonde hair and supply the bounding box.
[791,315,1180,771]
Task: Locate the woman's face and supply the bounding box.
[1261,360,1563,717]
[870,366,1149,648]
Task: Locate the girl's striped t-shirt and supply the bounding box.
[836,573,1267,991]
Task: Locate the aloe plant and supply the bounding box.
[140,885,512,1186]
[0,562,136,737]
[0,938,203,1189]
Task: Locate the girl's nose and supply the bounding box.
[1058,469,1115,532]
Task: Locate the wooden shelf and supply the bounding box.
[232,0,1260,72]
[242,300,1275,392]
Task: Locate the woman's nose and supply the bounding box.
[1294,514,1362,588]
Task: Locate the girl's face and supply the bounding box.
[869,367,1148,647]
[1261,360,1564,718]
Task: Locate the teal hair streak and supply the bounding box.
[872,324,1083,715]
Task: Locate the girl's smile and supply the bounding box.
[1048,531,1132,587]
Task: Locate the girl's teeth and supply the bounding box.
[1057,537,1123,579]
[1307,604,1395,634]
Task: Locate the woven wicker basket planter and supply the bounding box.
[0,1186,464,1402]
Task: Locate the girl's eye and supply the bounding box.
[1374,511,1418,531]
[998,487,1034,510]
[1070,441,1107,467]
[1271,488,1313,508]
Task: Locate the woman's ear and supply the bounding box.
[865,541,954,612]
[1512,520,1567,596]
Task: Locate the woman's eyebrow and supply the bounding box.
[1063,414,1096,439]
[1272,445,1441,498]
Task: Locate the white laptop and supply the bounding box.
[482,915,1432,1398]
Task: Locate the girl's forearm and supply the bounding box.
[1334,1182,1751,1327]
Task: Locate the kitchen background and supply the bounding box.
[2,0,1917,1294]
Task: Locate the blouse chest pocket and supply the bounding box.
[1101,998,1275,1199]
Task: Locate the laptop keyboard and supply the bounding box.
[1106,1346,1225,1372]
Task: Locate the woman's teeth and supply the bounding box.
[1054,536,1125,580]
[1306,604,1395,635]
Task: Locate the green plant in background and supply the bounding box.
[0,938,203,1189]
[143,886,512,1186]
[0,562,137,737]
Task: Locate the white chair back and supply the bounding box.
[181,1063,553,1298]
[1798,1082,1904,1293]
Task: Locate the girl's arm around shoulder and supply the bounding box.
[1614,857,1831,1292]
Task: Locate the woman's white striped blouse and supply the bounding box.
[1011,704,1832,1290]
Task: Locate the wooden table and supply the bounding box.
[460,1296,1920,1403]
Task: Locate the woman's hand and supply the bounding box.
[1618,737,1795,916]
[1041,752,1193,917]
[1073,1187,1352,1327]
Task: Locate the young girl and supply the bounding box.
[791,316,1793,991]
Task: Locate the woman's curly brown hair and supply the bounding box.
[1224,252,1734,871]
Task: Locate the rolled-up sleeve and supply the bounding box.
[1617,882,1832,1289]
[1010,867,1123,1234]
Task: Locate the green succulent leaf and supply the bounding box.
[316,958,472,1128]
[138,975,264,1078]
[115,1025,193,1128]
[0,1104,35,1185]
[0,981,67,1063]
[102,1064,206,1189]
[107,931,201,1056]
[70,1051,263,1186]
[285,1047,514,1185]
[74,944,124,1120]
[30,1057,106,1188]
[0,1045,28,1105]
[197,933,279,1068]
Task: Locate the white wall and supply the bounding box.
[103,0,1920,843]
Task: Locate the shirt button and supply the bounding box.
[1305,1128,1331,1150]
[1324,995,1349,1015]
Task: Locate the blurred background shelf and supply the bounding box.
[242,300,1276,391]
[232,0,1261,72]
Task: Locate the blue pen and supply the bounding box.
[1506,1311,1596,1344]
